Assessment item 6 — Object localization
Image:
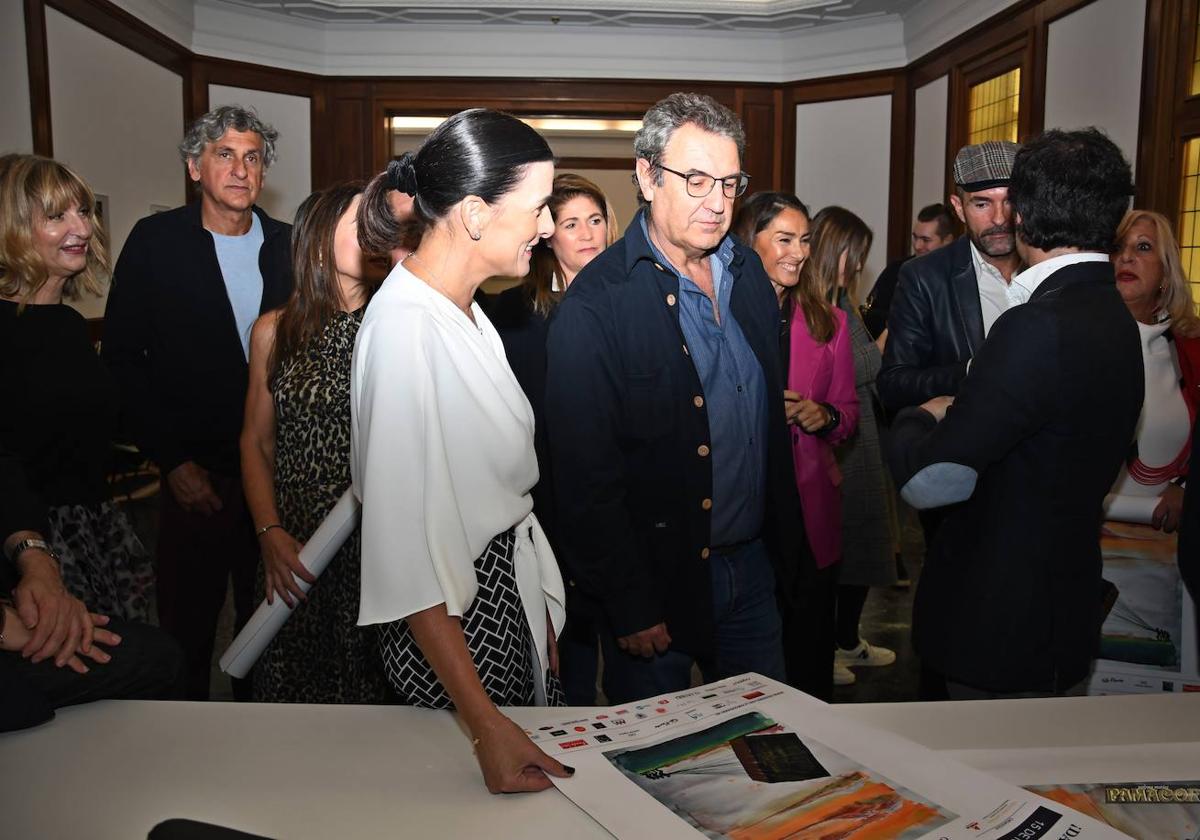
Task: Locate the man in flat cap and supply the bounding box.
[888,128,1142,699]
[878,140,1022,414]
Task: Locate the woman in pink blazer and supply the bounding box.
[735,193,858,700]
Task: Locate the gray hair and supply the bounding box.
[178,105,279,168]
[634,93,745,183]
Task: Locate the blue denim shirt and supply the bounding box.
[641,216,768,545]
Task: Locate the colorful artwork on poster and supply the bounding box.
[1099,522,1181,671]
[604,711,956,839]
[1027,781,1200,839]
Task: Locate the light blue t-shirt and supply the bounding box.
[210,212,265,360]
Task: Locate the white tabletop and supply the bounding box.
[3,693,1198,840]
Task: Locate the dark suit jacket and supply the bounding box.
[102,203,292,476]
[544,214,806,659]
[878,237,984,413]
[888,259,1143,693]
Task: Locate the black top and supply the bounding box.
[888,261,1143,692]
[860,258,907,339]
[544,212,806,657]
[102,203,292,477]
[489,285,559,547]
[0,299,117,542]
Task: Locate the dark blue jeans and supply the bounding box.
[600,538,786,704]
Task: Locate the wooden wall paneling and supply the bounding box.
[1135,0,1177,212]
[781,86,797,194]
[195,56,317,98]
[46,0,188,73]
[1026,9,1049,137]
[24,0,52,156]
[735,85,780,194]
[889,71,914,261]
[788,71,896,105]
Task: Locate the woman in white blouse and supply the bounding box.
[351,109,570,793]
[1107,210,1200,531]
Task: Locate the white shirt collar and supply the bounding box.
[1010,251,1109,305]
[969,241,1008,285]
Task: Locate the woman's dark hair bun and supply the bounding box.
[387,152,419,196]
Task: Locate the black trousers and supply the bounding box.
[156,471,259,700]
[0,618,184,732]
[781,560,839,702]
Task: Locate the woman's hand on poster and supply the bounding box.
[472,712,574,793]
[1152,484,1185,533]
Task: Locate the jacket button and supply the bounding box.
[666,293,676,306]
[693,395,704,408]
[697,444,710,457]
[701,498,712,511]
[700,547,710,560]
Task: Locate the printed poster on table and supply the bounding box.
[525,674,1131,840]
[1026,780,1200,839]
[1090,520,1199,694]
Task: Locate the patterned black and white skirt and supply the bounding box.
[380,528,564,708]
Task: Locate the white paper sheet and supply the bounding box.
[219,489,360,678]
[1102,494,1159,525]
[525,675,1130,839]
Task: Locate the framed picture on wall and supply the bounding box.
[93,193,109,240]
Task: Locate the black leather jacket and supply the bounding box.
[877,237,985,413]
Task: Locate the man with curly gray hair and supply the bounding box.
[103,104,294,700]
[545,93,808,702]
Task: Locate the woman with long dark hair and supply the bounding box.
[352,109,571,794]
[240,182,392,703]
[807,207,899,686]
[489,172,617,704]
[735,193,858,701]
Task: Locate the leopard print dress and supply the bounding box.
[253,308,393,704]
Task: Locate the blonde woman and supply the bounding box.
[1107,210,1200,532]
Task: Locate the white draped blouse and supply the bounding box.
[350,263,565,701]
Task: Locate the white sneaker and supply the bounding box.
[833,662,856,686]
[836,640,896,668]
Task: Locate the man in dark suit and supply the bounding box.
[103,106,293,700]
[545,93,806,703]
[888,128,1142,699]
[878,141,1022,415]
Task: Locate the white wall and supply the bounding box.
[0,1,34,155]
[795,96,892,292]
[1044,0,1146,173]
[46,8,184,318]
[912,75,949,226]
[209,84,311,226]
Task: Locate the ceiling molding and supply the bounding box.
[107,0,1022,82]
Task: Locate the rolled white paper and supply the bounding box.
[219,489,361,678]
[1102,493,1159,526]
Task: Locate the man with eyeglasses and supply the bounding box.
[545,93,807,702]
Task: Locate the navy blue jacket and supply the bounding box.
[544,213,807,659]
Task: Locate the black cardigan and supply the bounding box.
[102,203,292,477]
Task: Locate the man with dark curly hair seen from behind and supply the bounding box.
[887,129,1143,700]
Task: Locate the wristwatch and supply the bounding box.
[7,538,59,565]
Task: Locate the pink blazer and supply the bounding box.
[788,304,859,569]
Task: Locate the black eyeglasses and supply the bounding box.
[658,164,751,199]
